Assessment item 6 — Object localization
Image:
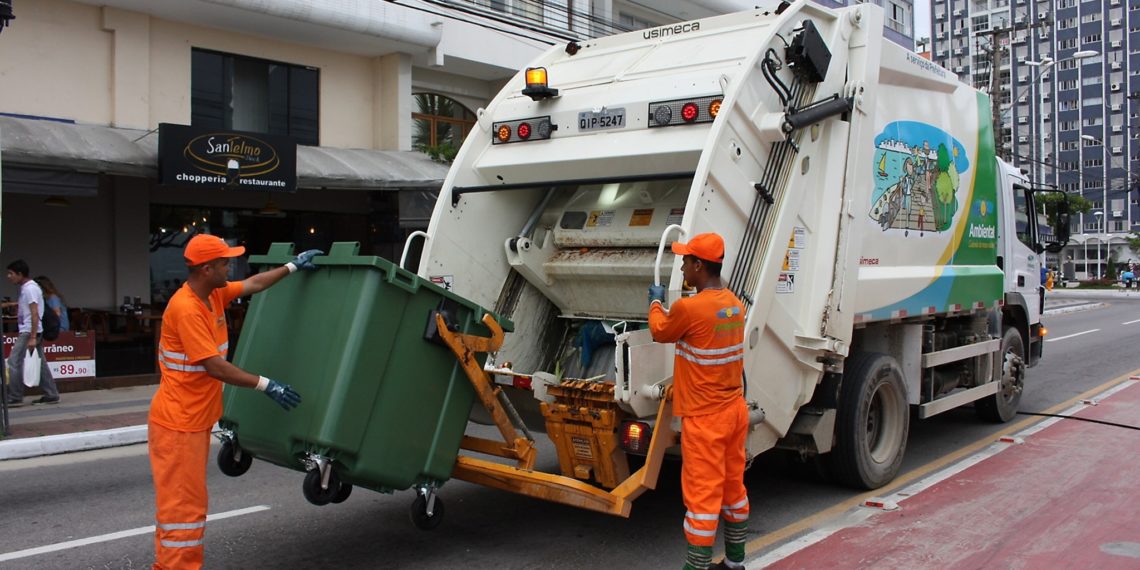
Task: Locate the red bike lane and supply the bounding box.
[757,379,1140,569]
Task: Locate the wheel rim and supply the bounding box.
[1000,349,1025,404]
[867,379,904,464]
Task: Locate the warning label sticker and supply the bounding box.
[587,210,615,228]
[571,436,594,459]
[782,249,800,272]
[776,273,795,294]
[429,275,454,291]
[630,208,654,226]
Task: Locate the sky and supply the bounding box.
[915,0,930,40]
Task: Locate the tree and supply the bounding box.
[1037,192,1092,233]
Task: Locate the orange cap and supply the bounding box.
[671,232,725,263]
[184,234,245,266]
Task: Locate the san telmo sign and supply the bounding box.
[158,123,297,191]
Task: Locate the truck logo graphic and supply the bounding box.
[869,121,970,237]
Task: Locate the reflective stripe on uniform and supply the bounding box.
[683,521,718,537]
[161,349,188,360]
[217,342,228,352]
[677,340,745,356]
[157,521,206,531]
[676,350,744,366]
[160,539,205,548]
[161,361,206,372]
[685,511,720,521]
[723,497,748,510]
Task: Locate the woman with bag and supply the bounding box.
[4,260,59,407]
[35,275,70,332]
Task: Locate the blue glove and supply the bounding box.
[287,249,324,272]
[648,285,666,304]
[262,378,302,411]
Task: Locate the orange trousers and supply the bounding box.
[149,422,210,570]
[680,399,750,547]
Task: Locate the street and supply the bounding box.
[1,298,1138,569]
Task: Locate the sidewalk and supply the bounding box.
[0,384,156,459]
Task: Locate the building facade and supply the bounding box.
[929,0,1139,279]
[817,0,916,49]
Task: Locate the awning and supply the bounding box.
[0,115,450,190]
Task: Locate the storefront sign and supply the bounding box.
[3,331,97,380]
[158,123,297,192]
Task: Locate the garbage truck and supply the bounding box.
[412,0,1069,493]
[220,0,1071,526]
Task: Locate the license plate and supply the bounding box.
[578,108,626,132]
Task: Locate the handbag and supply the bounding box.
[22,347,41,388]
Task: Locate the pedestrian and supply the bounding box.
[648,233,750,570]
[148,235,321,569]
[3,260,60,407]
[34,275,70,332]
[1122,269,1134,290]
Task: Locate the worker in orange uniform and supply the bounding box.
[648,232,749,570]
[149,234,321,569]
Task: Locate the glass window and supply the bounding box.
[191,49,319,146]
[1013,186,1036,249]
[412,93,476,161]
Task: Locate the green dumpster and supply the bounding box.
[218,242,510,508]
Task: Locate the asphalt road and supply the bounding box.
[1,300,1137,569]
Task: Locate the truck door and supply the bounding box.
[1009,183,1042,325]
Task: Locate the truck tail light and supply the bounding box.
[681,102,699,122]
[648,94,723,128]
[492,116,554,145]
[620,420,653,454]
[1039,326,1048,337]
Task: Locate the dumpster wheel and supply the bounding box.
[217,440,252,477]
[330,482,352,504]
[302,469,341,506]
[410,493,445,530]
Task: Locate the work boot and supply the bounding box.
[32,396,60,405]
[5,398,24,408]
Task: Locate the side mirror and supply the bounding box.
[1045,201,1071,253]
[1053,210,1071,243]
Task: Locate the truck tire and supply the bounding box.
[830,352,909,490]
[976,326,1024,423]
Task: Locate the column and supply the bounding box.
[373,53,413,151]
[101,8,151,130]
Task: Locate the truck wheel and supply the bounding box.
[830,352,909,490]
[302,469,339,506]
[976,327,1024,423]
[217,441,252,477]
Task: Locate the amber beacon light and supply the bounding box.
[521,67,559,101]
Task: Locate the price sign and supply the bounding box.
[3,331,97,380]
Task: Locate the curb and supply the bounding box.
[1043,303,1106,316]
[0,425,148,461]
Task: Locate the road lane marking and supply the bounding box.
[0,505,271,562]
[1123,319,1140,325]
[743,368,1140,561]
[1045,329,1100,342]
